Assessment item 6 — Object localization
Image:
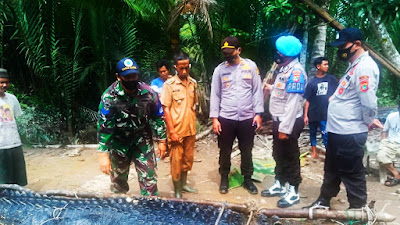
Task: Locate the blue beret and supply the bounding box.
[275,36,302,57]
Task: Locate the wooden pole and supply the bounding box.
[258,208,396,223]
[300,0,400,77]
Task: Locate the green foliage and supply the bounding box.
[8,85,64,146]
[16,103,64,146]
[2,0,400,144]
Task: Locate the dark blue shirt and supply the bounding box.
[304,74,338,122]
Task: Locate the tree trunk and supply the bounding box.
[300,0,400,77]
[300,15,309,67]
[369,13,400,68]
[309,0,329,77]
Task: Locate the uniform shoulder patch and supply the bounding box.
[287,69,305,93]
[360,80,369,92]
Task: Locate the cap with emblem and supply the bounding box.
[330,28,364,47]
[116,57,140,76]
[0,68,8,78]
[221,36,240,54]
[275,35,302,57]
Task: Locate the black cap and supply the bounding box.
[330,28,364,47]
[0,68,8,79]
[221,36,240,53]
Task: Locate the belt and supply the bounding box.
[273,115,303,122]
[272,116,280,122]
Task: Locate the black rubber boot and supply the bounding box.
[181,171,197,193]
[219,175,229,194]
[173,179,182,198]
[243,177,258,195]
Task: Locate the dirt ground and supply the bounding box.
[23,133,400,224]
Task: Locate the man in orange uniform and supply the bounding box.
[161,52,198,198]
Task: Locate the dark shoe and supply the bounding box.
[261,180,286,197]
[173,179,182,198]
[219,175,229,194]
[302,197,330,209]
[243,178,258,195]
[181,171,198,193]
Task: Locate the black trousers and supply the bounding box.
[272,117,304,186]
[320,132,368,208]
[218,117,254,178]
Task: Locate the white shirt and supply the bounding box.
[0,92,23,149]
[384,111,400,143]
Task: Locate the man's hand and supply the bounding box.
[158,140,167,159]
[369,118,384,131]
[278,132,289,140]
[303,115,309,125]
[263,83,272,91]
[212,118,222,135]
[99,152,111,175]
[253,114,262,131]
[170,131,182,143]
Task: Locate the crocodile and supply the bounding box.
[0,185,247,225]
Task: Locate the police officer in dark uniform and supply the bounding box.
[307,28,379,209]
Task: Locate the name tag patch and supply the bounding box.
[243,74,251,79]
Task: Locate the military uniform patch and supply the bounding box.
[359,75,369,81]
[292,70,301,82]
[243,74,251,79]
[242,64,250,70]
[287,69,305,93]
[338,87,344,95]
[341,81,346,86]
[360,80,369,92]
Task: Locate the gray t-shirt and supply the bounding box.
[384,111,400,143]
[0,92,23,149]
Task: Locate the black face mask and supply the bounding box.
[224,53,238,63]
[337,43,356,61]
[120,79,139,90]
[274,52,285,64]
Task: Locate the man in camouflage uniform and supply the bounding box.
[98,57,166,196]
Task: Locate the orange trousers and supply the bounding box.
[170,135,196,181]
